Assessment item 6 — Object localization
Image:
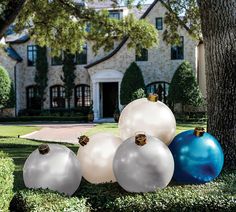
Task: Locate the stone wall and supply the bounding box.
[87,1,199,86]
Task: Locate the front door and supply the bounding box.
[101,82,118,118]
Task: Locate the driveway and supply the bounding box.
[20,123,95,144]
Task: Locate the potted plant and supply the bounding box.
[87,101,94,122]
[113,103,120,123]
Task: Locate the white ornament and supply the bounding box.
[119,95,176,145]
[77,133,122,184]
[23,144,82,196]
[113,134,174,193]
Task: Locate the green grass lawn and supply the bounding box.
[85,122,207,137]
[0,125,40,137]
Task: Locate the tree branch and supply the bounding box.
[0,0,26,39]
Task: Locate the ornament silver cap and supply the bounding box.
[194,127,205,137]
[38,144,50,155]
[147,93,158,102]
[78,135,89,146]
[135,133,147,146]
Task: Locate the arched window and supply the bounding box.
[75,84,91,107]
[26,85,41,109]
[146,81,170,104]
[50,85,65,108]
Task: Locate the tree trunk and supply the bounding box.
[198,0,236,168]
[0,0,26,39]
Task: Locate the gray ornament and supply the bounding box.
[23,144,82,196]
[113,134,174,193]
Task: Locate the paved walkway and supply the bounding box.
[20,123,95,144]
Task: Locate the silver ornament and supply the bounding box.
[113,134,174,193]
[23,144,82,196]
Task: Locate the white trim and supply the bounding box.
[91,70,123,120]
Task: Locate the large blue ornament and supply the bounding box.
[169,128,224,183]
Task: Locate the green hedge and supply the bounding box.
[76,171,236,212]
[0,116,88,122]
[10,189,90,212]
[0,151,15,211]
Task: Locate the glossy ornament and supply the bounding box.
[77,133,122,184]
[113,134,174,192]
[169,128,224,183]
[118,94,176,145]
[23,144,82,196]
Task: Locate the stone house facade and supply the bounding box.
[0,0,206,120]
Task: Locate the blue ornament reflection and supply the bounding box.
[169,129,224,184]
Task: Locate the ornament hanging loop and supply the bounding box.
[194,127,205,137]
[135,132,147,146]
[147,93,158,102]
[79,135,89,146]
[38,144,50,155]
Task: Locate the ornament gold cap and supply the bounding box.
[79,135,89,146]
[135,133,147,146]
[193,127,205,137]
[147,93,158,102]
[38,144,50,155]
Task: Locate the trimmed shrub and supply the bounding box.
[0,116,88,122]
[0,151,15,211]
[76,171,236,211]
[120,62,145,105]
[168,61,203,111]
[0,65,11,108]
[10,189,90,212]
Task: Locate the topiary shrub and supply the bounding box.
[9,189,90,212]
[0,65,11,108]
[168,61,203,112]
[0,151,15,211]
[120,62,145,105]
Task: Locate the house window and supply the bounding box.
[75,45,87,65]
[156,17,163,30]
[26,85,41,109]
[136,48,148,61]
[146,81,170,104]
[75,84,91,107]
[109,11,120,19]
[50,85,65,108]
[171,36,184,60]
[27,45,37,66]
[51,51,63,65]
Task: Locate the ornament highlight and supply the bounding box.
[113,134,174,192]
[118,94,176,145]
[169,127,224,183]
[77,133,122,184]
[23,144,82,196]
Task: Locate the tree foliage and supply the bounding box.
[35,46,48,109]
[120,62,145,105]
[61,52,76,109]
[5,82,15,108]
[10,0,158,55]
[0,65,11,108]
[168,61,203,109]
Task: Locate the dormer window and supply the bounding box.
[109,10,121,19]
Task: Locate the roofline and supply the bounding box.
[85,0,159,69]
[6,36,30,44]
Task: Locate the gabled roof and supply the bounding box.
[5,46,23,62]
[85,0,159,69]
[5,33,30,44]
